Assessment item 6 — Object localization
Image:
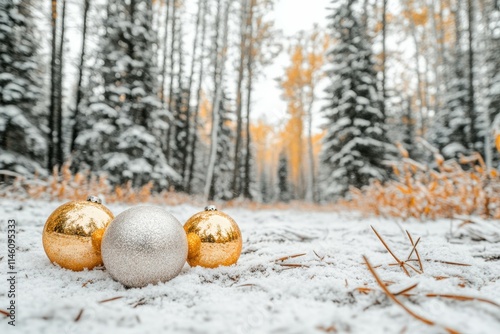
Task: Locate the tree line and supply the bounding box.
[1,0,500,203]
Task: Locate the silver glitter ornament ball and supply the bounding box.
[101,206,188,288]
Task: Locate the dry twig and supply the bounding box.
[363,255,460,334]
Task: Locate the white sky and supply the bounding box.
[252,0,330,126]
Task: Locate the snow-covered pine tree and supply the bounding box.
[171,87,189,186]
[208,91,235,200]
[319,0,394,200]
[0,0,46,177]
[73,0,178,188]
[439,0,470,159]
[442,63,470,159]
[484,3,500,166]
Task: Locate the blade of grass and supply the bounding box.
[405,231,424,273]
[393,283,419,296]
[371,226,410,276]
[363,255,460,334]
[278,263,310,268]
[74,309,84,322]
[275,253,307,262]
[424,294,500,308]
[427,259,471,266]
[98,296,123,303]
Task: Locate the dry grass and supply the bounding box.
[0,161,203,206]
[356,227,499,332]
[345,140,500,220]
[363,256,460,334]
[0,161,341,211]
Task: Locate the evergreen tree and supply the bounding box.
[440,1,470,159]
[320,0,393,199]
[277,152,290,202]
[171,87,189,185]
[442,63,470,158]
[0,0,46,177]
[74,0,178,188]
[485,3,500,165]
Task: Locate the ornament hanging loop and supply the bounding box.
[87,195,102,204]
[205,205,217,211]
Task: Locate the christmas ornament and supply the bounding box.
[101,206,188,288]
[42,196,114,271]
[184,205,242,268]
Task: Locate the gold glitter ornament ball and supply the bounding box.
[184,206,242,268]
[42,196,114,271]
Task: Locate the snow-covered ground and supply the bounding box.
[0,198,499,334]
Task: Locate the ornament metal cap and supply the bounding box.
[204,205,217,211]
[87,195,102,204]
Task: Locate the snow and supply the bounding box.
[1,199,499,333]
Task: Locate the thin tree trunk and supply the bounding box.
[243,0,254,199]
[467,0,477,149]
[166,0,177,161]
[47,0,58,171]
[204,0,231,199]
[182,0,202,186]
[429,0,442,114]
[70,0,89,152]
[160,0,171,155]
[160,0,170,105]
[381,0,387,117]
[305,94,316,202]
[407,4,425,135]
[231,0,248,198]
[55,0,66,166]
[186,0,208,194]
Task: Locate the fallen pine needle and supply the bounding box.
[132,298,146,308]
[355,287,373,294]
[406,231,423,272]
[74,309,84,322]
[236,283,257,288]
[278,263,309,268]
[317,325,337,333]
[404,262,423,275]
[371,226,410,277]
[393,283,419,296]
[427,259,471,266]
[0,309,9,317]
[275,253,307,262]
[424,294,500,308]
[363,255,460,334]
[99,296,124,303]
[313,250,325,260]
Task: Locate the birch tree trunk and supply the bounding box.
[47,0,58,170]
[304,93,316,202]
[70,0,89,153]
[243,0,255,199]
[467,0,477,148]
[186,0,208,194]
[231,0,249,198]
[166,0,177,161]
[182,0,203,186]
[204,0,231,199]
[55,0,66,167]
